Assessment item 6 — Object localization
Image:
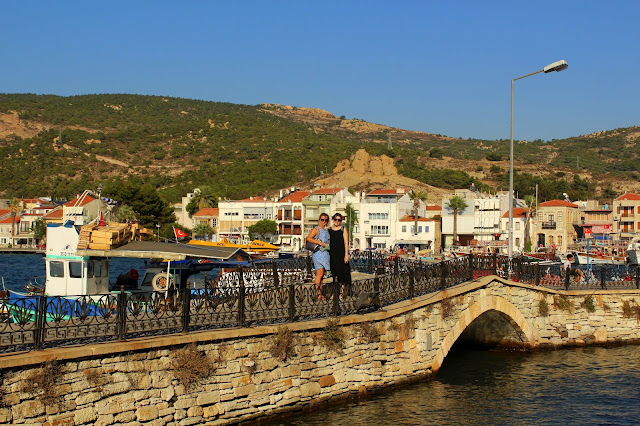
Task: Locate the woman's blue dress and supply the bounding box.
[312,226,331,271]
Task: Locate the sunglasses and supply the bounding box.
[333,218,342,222]
[320,218,329,222]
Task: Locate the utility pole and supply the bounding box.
[388,132,393,150]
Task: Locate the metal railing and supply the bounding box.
[1,252,638,354]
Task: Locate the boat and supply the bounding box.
[188,238,279,254]
[626,237,640,265]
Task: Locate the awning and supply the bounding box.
[394,240,432,245]
[77,241,246,261]
[591,225,612,234]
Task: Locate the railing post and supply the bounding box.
[306,256,313,278]
[535,264,540,286]
[272,260,279,287]
[516,259,522,282]
[440,260,447,291]
[409,268,415,298]
[181,286,191,333]
[468,254,474,281]
[288,283,296,322]
[394,256,399,276]
[600,266,606,290]
[237,268,245,327]
[34,293,47,350]
[373,268,381,310]
[332,276,340,316]
[492,252,497,276]
[636,266,640,289]
[117,285,127,340]
[368,251,373,274]
[564,268,570,291]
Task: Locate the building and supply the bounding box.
[302,188,351,238]
[612,192,640,240]
[275,190,310,251]
[533,200,580,253]
[396,215,439,253]
[192,208,219,241]
[576,200,613,241]
[499,207,531,253]
[217,197,276,243]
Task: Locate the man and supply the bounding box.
[563,253,585,282]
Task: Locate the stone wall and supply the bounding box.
[1,277,639,425]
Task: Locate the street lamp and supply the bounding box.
[156,224,160,241]
[509,60,568,259]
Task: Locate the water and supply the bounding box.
[275,345,640,425]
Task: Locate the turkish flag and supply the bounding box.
[585,228,593,234]
[173,227,188,239]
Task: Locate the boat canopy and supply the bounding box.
[76,240,248,261]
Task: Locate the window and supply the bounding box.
[368,212,389,220]
[94,260,102,278]
[516,238,520,246]
[558,235,563,247]
[557,211,563,222]
[69,261,83,278]
[373,243,386,249]
[87,260,94,278]
[425,225,429,233]
[418,226,422,233]
[49,261,64,278]
[370,225,389,235]
[402,225,407,232]
[516,222,521,231]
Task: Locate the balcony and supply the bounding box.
[541,221,556,230]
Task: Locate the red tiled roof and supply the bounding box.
[44,207,63,219]
[501,207,529,218]
[424,205,441,211]
[399,215,435,222]
[0,216,19,224]
[64,194,96,207]
[193,208,219,217]
[616,192,640,201]
[539,200,578,208]
[312,188,342,195]
[280,191,311,203]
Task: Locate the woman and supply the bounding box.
[306,213,331,298]
[328,213,352,296]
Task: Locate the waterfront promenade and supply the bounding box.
[1,254,639,424]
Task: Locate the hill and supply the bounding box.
[0,93,638,203]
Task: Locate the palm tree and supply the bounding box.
[408,191,428,235]
[446,196,468,246]
[9,198,22,244]
[193,222,214,240]
[345,203,358,246]
[186,186,218,217]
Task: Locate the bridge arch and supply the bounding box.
[431,294,535,372]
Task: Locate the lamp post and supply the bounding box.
[156,224,160,241]
[508,60,568,259]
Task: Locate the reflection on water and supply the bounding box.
[276,346,640,425]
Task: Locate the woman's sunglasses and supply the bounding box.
[320,218,329,222]
[333,218,342,222]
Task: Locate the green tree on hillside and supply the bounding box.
[104,182,175,228]
[186,186,219,217]
[248,219,277,241]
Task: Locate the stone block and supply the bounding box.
[187,405,204,417]
[174,397,197,410]
[74,406,97,425]
[318,375,336,387]
[136,405,158,422]
[233,384,256,398]
[95,413,115,426]
[12,400,45,419]
[179,416,205,425]
[196,391,220,406]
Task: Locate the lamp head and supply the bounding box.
[543,60,568,73]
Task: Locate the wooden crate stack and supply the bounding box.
[77,222,156,250]
[88,223,132,250]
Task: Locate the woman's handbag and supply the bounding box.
[305,241,321,252]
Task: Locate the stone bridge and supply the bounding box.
[1,276,639,425]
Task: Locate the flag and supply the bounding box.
[173,227,188,239]
[584,228,592,235]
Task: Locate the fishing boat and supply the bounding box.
[626,237,640,265]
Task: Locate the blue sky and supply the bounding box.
[1,1,638,141]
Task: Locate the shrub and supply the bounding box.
[441,298,454,318]
[359,322,381,343]
[84,368,111,394]
[20,360,63,406]
[170,343,214,391]
[321,318,346,353]
[538,299,549,316]
[622,300,640,322]
[581,295,596,313]
[269,326,295,362]
[553,295,573,312]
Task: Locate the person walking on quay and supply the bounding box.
[329,213,352,297]
[306,213,331,299]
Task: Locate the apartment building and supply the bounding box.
[302,188,351,237]
[612,192,640,240]
[499,207,531,253]
[533,200,579,253]
[275,190,310,250]
[192,208,219,241]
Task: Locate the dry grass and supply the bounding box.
[553,295,573,312]
[440,298,454,318]
[170,343,215,391]
[20,360,63,406]
[269,326,295,362]
[84,368,111,394]
[622,300,640,322]
[538,299,550,317]
[581,295,596,313]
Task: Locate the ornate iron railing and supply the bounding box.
[0,252,638,353]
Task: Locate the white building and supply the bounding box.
[217,197,276,243]
[275,189,310,251]
[499,207,530,253]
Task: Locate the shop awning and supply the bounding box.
[591,225,612,234]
